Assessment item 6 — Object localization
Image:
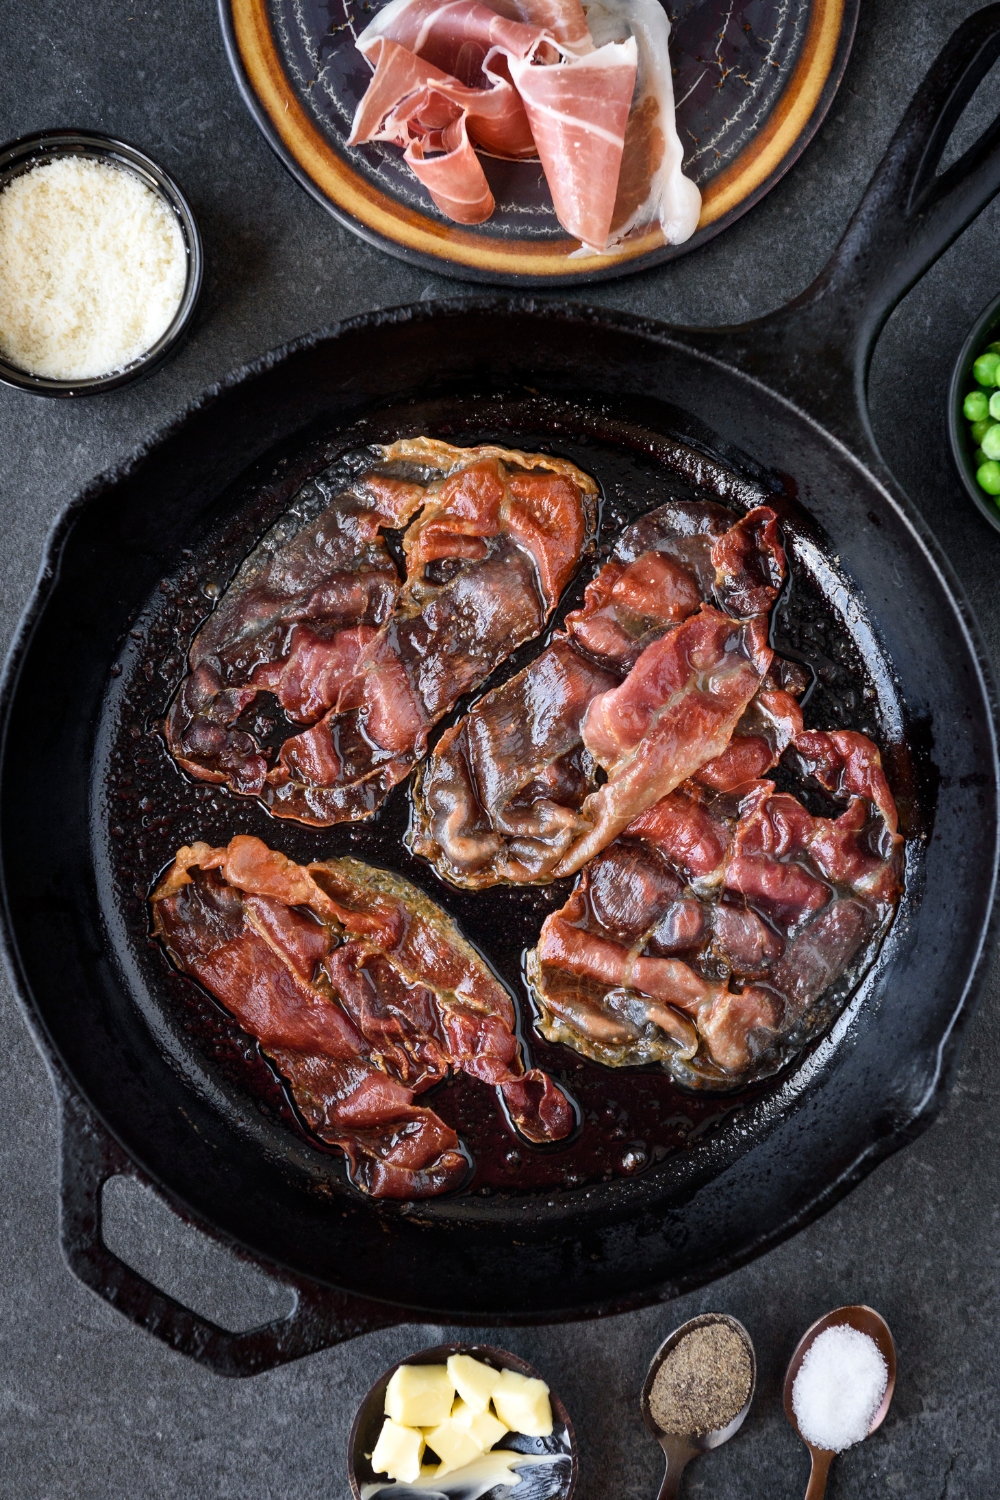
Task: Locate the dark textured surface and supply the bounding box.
[1,2,999,1496]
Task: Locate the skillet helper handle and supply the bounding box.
[812,3,1000,355]
[56,1077,400,1376]
[715,6,1000,436]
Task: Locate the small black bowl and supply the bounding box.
[948,289,1000,536]
[0,129,202,397]
[347,1342,577,1500]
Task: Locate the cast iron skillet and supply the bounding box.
[2,10,1000,1378]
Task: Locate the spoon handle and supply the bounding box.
[804,1447,834,1500]
[655,1436,694,1500]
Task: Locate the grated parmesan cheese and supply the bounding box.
[0,156,187,381]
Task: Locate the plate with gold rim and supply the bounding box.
[218,0,859,285]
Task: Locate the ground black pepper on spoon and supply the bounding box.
[640,1314,756,1500]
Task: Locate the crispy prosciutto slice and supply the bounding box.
[528,728,903,1088]
[152,835,573,1198]
[691,686,805,794]
[351,0,639,249]
[165,465,427,798]
[168,439,597,826]
[561,605,773,872]
[413,502,784,887]
[263,439,595,824]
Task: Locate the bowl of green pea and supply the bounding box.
[949,291,1000,534]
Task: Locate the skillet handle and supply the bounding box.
[709,5,1000,446]
[55,1075,402,1377]
[813,3,1000,345]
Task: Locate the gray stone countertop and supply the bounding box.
[2,2,1000,1496]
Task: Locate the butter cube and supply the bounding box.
[451,1397,508,1452]
[385,1363,455,1427]
[447,1353,502,1414]
[491,1368,553,1436]
[370,1418,424,1484]
[423,1418,484,1476]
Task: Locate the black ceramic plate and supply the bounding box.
[219,0,858,284]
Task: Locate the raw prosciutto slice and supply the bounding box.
[501,0,594,49]
[583,0,701,246]
[351,39,536,159]
[405,117,496,223]
[505,41,637,250]
[412,501,786,887]
[347,38,536,224]
[151,836,573,1198]
[527,728,903,1088]
[356,0,554,81]
[168,439,597,826]
[351,0,638,249]
[165,464,427,797]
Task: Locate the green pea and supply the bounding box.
[972,417,993,443]
[989,393,1000,421]
[974,351,1000,385]
[982,425,1000,461]
[977,460,1000,495]
[975,447,988,466]
[966,390,991,421]
[988,342,1000,354]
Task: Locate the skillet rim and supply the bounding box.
[1,295,997,1316]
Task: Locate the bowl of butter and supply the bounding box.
[347,1343,577,1499]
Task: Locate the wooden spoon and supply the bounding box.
[640,1313,756,1500]
[783,1304,896,1499]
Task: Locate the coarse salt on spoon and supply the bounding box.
[640,1313,756,1499]
[783,1304,896,1500]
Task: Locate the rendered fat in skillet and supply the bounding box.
[151,834,574,1197]
[411,501,787,887]
[166,437,598,826]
